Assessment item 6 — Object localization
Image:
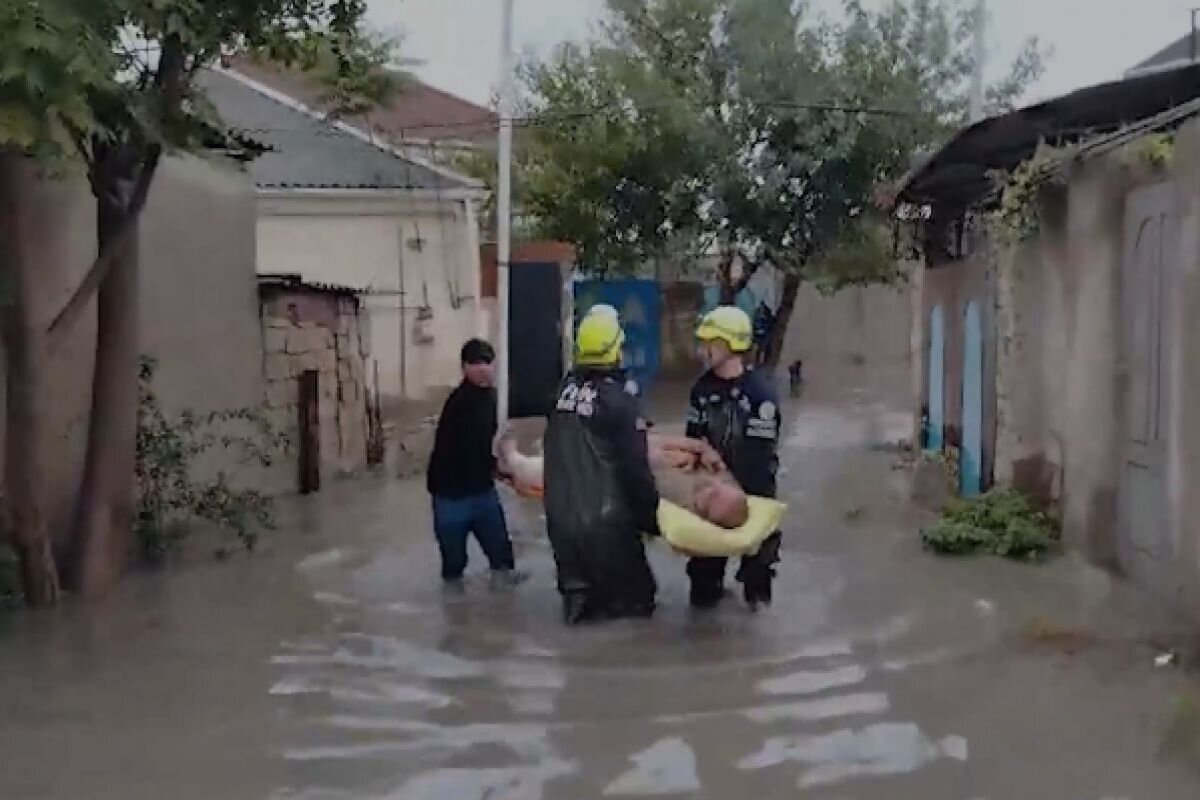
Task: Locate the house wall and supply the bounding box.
[916,255,996,474]
[1168,120,1200,615]
[981,130,1200,617]
[991,203,1072,507]
[1,155,274,549]
[256,194,483,406]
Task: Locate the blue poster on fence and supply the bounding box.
[574,279,662,395]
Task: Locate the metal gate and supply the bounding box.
[960,300,984,496]
[1119,183,1174,580]
[926,305,945,450]
[509,262,564,418]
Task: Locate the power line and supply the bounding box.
[253,97,924,141]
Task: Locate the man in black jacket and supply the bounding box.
[544,313,660,625]
[427,339,522,589]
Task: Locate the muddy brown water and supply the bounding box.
[1,366,1197,799]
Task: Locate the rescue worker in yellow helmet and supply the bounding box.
[685,305,782,610]
[583,303,640,396]
[543,311,660,624]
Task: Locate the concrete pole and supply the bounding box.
[496,0,516,424]
[969,0,987,123]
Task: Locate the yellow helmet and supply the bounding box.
[575,311,625,366]
[696,305,753,353]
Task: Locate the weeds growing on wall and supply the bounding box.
[137,357,289,562]
[922,488,1059,561]
[1121,132,1176,172]
[984,145,1069,251]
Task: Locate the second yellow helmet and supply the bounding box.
[696,305,753,353]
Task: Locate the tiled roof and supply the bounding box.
[228,56,498,148]
[197,69,475,191]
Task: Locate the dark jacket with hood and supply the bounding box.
[543,369,659,611]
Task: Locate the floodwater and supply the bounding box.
[2,364,1198,799]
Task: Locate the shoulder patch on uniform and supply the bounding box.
[635,417,648,431]
[759,401,777,421]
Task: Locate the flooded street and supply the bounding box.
[2,368,1198,799]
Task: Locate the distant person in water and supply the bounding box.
[426,339,525,591]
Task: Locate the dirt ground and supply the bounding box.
[0,364,1198,799]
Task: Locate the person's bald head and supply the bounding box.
[693,479,749,529]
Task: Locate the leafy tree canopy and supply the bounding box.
[513,0,1046,284]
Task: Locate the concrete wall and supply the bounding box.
[256,194,484,404]
[974,130,1200,617]
[782,282,913,371]
[2,154,273,548]
[660,282,704,376]
[1168,120,1200,615]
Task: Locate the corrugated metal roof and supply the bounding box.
[197,69,471,191]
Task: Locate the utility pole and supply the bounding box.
[496,0,516,425]
[969,0,987,122]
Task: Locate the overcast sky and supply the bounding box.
[368,0,1196,107]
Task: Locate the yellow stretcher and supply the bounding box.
[653,497,787,558]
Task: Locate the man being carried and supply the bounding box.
[497,431,751,530]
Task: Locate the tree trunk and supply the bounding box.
[67,183,142,595]
[762,272,802,370]
[717,251,737,304]
[0,151,62,606]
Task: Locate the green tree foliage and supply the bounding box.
[0,0,392,602]
[515,0,1047,283]
[0,1,117,161]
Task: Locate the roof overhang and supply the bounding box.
[898,63,1200,209]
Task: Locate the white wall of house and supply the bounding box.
[255,191,484,405]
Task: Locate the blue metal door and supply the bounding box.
[961,301,983,496]
[927,305,945,451]
[574,279,662,394]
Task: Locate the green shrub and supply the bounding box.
[922,488,1059,561]
[137,357,289,562]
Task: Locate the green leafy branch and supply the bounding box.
[984,145,1068,251]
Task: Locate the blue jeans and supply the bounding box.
[431,489,515,581]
